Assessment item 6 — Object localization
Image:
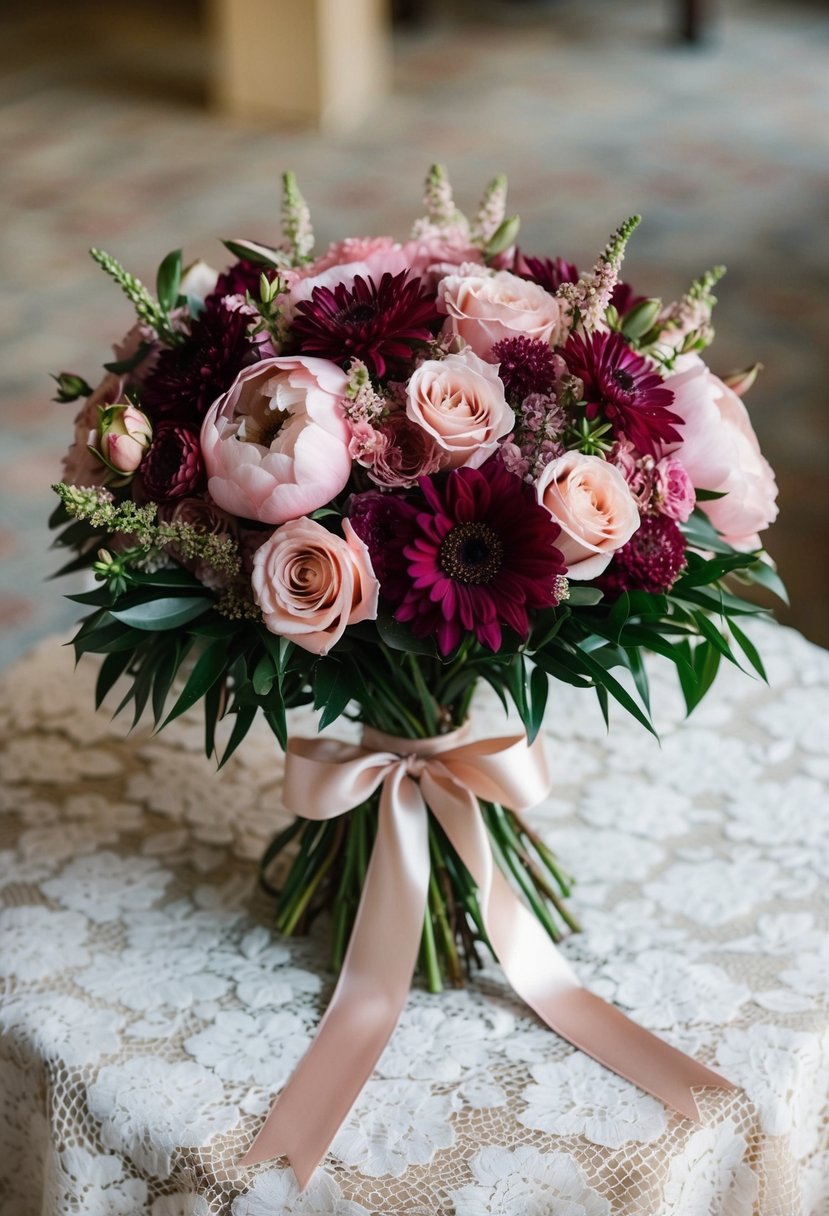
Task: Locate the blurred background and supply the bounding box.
[1,0,827,669]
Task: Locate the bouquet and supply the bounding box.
[51,166,782,1182]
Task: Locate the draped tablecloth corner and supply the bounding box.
[1,620,828,1215]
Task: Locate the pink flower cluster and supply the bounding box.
[61,179,778,656]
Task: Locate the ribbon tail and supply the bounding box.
[426,775,735,1123]
[238,766,429,1189]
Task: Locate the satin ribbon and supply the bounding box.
[239,725,734,1188]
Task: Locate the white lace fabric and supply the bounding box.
[1,622,828,1215]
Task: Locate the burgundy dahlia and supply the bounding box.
[204,259,265,312]
[291,271,438,379]
[563,330,683,456]
[490,335,559,403]
[348,492,419,602]
[140,307,253,424]
[515,252,579,294]
[138,424,205,501]
[394,460,565,655]
[600,514,687,596]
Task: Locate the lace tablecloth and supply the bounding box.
[1,623,828,1216]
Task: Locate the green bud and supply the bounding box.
[52,372,93,403]
[621,297,663,341]
[604,304,621,332]
[484,215,521,258]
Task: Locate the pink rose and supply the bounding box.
[350,411,443,488]
[98,403,153,475]
[665,358,778,549]
[654,456,695,522]
[201,356,352,525]
[437,269,565,359]
[61,373,125,487]
[300,236,401,278]
[406,349,514,470]
[536,451,641,579]
[252,517,379,655]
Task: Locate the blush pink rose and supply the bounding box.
[252,517,379,655]
[665,358,778,549]
[300,236,401,278]
[437,269,565,359]
[536,451,641,579]
[406,349,514,469]
[201,356,352,525]
[61,373,126,487]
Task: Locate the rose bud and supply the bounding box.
[97,403,153,476]
[721,363,763,398]
[52,371,93,403]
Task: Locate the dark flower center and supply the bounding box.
[439,522,504,585]
[338,301,377,326]
[611,367,636,393]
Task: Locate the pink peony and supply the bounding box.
[437,269,565,359]
[285,247,412,319]
[536,451,641,579]
[252,517,379,655]
[406,348,514,470]
[400,229,483,288]
[201,357,352,525]
[665,357,778,549]
[298,236,402,279]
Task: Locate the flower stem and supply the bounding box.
[420,903,443,993]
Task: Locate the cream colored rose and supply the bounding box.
[437,269,565,359]
[536,451,640,579]
[252,518,379,655]
[406,349,514,469]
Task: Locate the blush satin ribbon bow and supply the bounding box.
[239,724,733,1188]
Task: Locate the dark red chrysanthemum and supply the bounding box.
[138,424,205,501]
[348,491,419,602]
[515,252,579,294]
[140,307,253,425]
[291,271,438,378]
[394,460,566,656]
[205,259,264,312]
[600,514,687,596]
[490,335,558,404]
[563,330,683,456]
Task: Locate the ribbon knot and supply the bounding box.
[239,724,734,1190]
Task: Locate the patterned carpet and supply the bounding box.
[1,0,827,668]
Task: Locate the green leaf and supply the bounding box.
[484,215,521,257]
[679,639,721,714]
[222,238,288,268]
[156,250,182,312]
[313,659,354,730]
[568,644,657,737]
[264,705,288,751]
[129,568,206,590]
[680,509,739,556]
[111,596,212,632]
[566,586,605,607]
[694,487,728,501]
[103,342,153,375]
[728,619,768,682]
[252,652,277,697]
[95,650,132,709]
[162,639,228,726]
[527,664,549,745]
[219,705,258,768]
[504,655,530,734]
[742,557,789,606]
[203,677,224,759]
[374,611,437,657]
[690,610,742,669]
[151,638,187,726]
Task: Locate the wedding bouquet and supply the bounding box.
[51,166,782,1181]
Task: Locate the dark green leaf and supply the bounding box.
[527,664,549,744]
[374,611,437,657]
[728,619,768,682]
[570,644,657,737]
[111,596,212,632]
[221,238,287,268]
[694,487,728,501]
[742,558,789,605]
[162,639,228,726]
[203,677,224,759]
[264,705,288,751]
[103,342,153,375]
[151,639,186,726]
[95,650,132,709]
[566,586,605,607]
[156,250,182,312]
[690,610,742,669]
[219,705,258,768]
[313,659,354,729]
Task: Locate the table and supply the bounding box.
[1,622,828,1215]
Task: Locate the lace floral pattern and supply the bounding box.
[1,622,828,1214]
